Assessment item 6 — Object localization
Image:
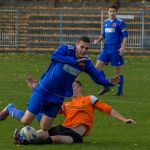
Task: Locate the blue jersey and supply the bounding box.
[102,18,128,45]
[39,44,112,98]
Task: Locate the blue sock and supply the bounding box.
[7,105,25,121]
[117,75,124,94]
[36,113,42,123]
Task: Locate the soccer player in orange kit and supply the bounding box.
[14,78,136,145]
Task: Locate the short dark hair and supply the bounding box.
[109,5,118,11]
[74,80,82,87]
[79,36,90,43]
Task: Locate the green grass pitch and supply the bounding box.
[0,53,150,150]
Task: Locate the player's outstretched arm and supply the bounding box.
[110,109,136,124]
[94,35,103,45]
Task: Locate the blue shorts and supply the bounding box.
[98,44,124,66]
[27,85,64,118]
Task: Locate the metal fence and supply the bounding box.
[0,8,150,53]
[0,9,18,47]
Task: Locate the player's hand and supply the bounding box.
[77,57,89,63]
[77,57,90,70]
[109,75,120,85]
[26,76,37,90]
[125,119,136,124]
[118,47,126,56]
[94,39,99,45]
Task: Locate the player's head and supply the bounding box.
[72,80,83,98]
[108,5,118,20]
[75,36,90,58]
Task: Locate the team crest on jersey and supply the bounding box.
[112,23,117,27]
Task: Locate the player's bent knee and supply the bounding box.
[21,118,32,125]
[21,111,35,125]
[21,116,34,125]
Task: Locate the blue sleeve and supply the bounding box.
[84,61,113,86]
[51,45,77,64]
[120,21,128,38]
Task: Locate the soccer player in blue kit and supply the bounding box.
[94,5,128,96]
[0,36,119,131]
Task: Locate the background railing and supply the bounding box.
[0,8,150,53]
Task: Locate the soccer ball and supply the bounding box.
[19,126,37,141]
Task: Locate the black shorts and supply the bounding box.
[48,125,83,143]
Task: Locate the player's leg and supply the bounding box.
[0,103,25,121]
[95,59,105,69]
[49,125,83,144]
[32,128,74,144]
[36,129,50,139]
[40,115,54,131]
[48,125,83,144]
[0,85,44,123]
[40,99,62,131]
[96,50,110,95]
[115,66,124,96]
[0,103,35,125]
[14,125,83,145]
[111,45,124,96]
[33,129,54,144]
[21,86,47,125]
[21,111,35,125]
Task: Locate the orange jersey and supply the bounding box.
[60,95,112,135]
